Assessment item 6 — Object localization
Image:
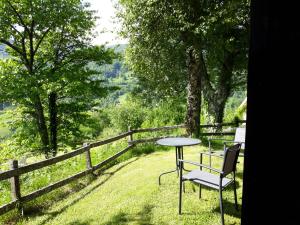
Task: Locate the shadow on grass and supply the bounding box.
[101,204,163,225]
[186,182,241,194]
[22,157,140,225]
[212,199,242,219]
[181,184,241,219]
[66,220,94,225]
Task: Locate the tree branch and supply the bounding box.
[6,0,29,32]
[33,27,51,54]
[20,35,31,72]
[0,38,23,55]
[9,24,23,37]
[29,19,36,70]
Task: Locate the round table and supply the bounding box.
[156,137,201,185]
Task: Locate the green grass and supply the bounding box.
[0,110,11,139]
[9,145,243,225]
[0,127,10,139]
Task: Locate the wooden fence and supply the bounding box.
[128,120,246,145]
[0,120,245,216]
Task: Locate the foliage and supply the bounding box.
[141,98,186,128]
[118,0,249,124]
[106,95,146,132]
[0,108,12,139]
[0,0,117,156]
[223,91,247,122]
[118,0,187,102]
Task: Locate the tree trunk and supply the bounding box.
[49,92,58,157]
[201,50,236,126]
[32,94,50,155]
[213,51,235,124]
[185,47,202,137]
[215,104,225,124]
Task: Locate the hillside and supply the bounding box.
[12,145,243,225]
[107,43,128,53]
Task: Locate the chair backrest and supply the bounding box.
[221,144,241,177]
[234,127,246,149]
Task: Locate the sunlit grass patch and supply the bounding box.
[13,145,242,225]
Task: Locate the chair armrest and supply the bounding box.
[224,140,245,144]
[200,152,224,159]
[208,138,229,142]
[178,159,223,174]
[224,141,245,148]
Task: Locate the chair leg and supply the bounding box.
[199,184,202,199]
[179,162,183,215]
[179,181,183,214]
[219,188,225,225]
[208,143,212,172]
[176,147,179,177]
[199,154,202,198]
[233,177,238,211]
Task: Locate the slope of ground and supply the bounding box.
[16,145,243,225]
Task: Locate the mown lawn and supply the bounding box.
[14,145,243,225]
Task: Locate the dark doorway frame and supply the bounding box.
[241,1,299,224]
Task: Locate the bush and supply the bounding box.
[142,99,186,128]
[107,96,146,132]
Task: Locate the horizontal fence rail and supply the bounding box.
[0,133,134,216]
[90,131,133,148]
[0,146,89,181]
[129,120,246,144]
[0,120,245,216]
[131,124,186,133]
[200,120,246,128]
[128,135,189,145]
[93,145,134,171]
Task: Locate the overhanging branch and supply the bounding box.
[0,39,23,55]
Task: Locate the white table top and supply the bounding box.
[156,137,201,147]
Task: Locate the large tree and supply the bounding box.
[201,0,249,124]
[119,0,249,135]
[0,0,116,157]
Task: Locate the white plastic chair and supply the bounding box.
[207,127,246,167]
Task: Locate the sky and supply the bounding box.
[84,0,128,46]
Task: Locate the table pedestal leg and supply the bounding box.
[158,146,180,185]
[178,146,191,172]
[158,146,190,185]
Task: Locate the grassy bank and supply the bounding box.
[7,145,243,225]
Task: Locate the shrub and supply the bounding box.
[108,96,146,132]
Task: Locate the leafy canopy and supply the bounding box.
[0,0,117,152]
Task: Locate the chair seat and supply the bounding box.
[182,170,232,189]
[212,150,244,157]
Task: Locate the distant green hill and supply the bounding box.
[107,44,128,53]
[1,44,128,58]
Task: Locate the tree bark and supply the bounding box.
[49,92,58,157]
[32,94,50,155]
[212,51,235,124]
[201,50,236,126]
[185,47,202,137]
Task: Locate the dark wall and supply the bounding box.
[242,0,300,224]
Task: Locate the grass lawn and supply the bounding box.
[13,145,243,225]
[0,110,11,139]
[0,127,10,139]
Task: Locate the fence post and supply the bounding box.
[10,160,23,214]
[83,143,92,170]
[128,126,133,144]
